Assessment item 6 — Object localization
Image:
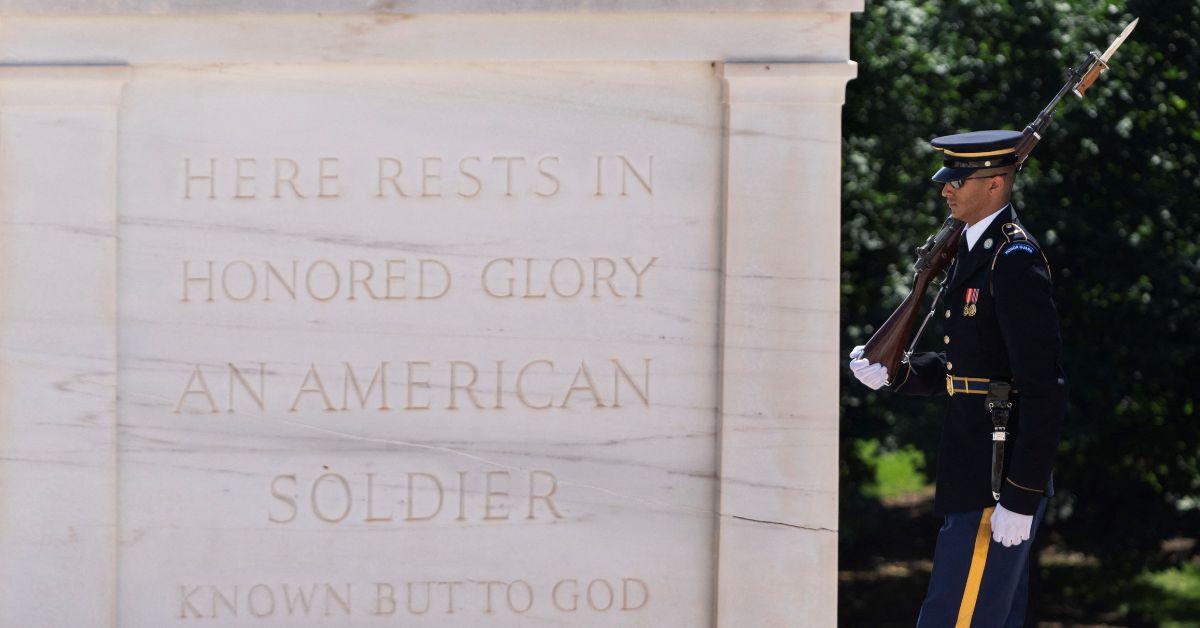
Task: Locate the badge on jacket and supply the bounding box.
[964,288,979,317]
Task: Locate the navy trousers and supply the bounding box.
[915,497,1047,628]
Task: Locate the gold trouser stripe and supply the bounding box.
[955,506,994,627]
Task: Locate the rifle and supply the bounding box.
[861,19,1138,385]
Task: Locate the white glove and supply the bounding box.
[848,345,889,390]
[990,503,1033,547]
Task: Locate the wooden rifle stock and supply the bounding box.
[862,216,965,385]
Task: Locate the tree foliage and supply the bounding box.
[841,0,1199,578]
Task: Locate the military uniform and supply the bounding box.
[892,201,1067,517]
[886,130,1068,627]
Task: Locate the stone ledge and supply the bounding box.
[0,0,866,15]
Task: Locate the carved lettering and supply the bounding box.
[283,584,317,616]
[179,586,204,619]
[448,360,484,410]
[374,154,565,199]
[405,473,443,522]
[421,157,442,197]
[417,259,452,300]
[612,357,651,407]
[290,364,336,412]
[220,260,257,301]
[619,154,653,196]
[594,153,654,197]
[406,360,431,410]
[247,584,275,618]
[340,361,389,411]
[506,580,533,614]
[587,579,614,611]
[176,578,648,618]
[516,359,553,410]
[263,260,297,301]
[318,157,340,198]
[527,470,565,520]
[180,257,653,302]
[268,474,298,524]
[174,365,219,414]
[622,578,650,611]
[267,469,566,525]
[181,154,653,200]
[311,473,353,523]
[407,581,432,615]
[364,473,393,523]
[457,156,482,198]
[227,362,266,412]
[536,156,560,197]
[176,358,651,414]
[373,583,396,616]
[348,260,380,301]
[212,586,238,618]
[273,158,306,199]
[183,158,216,200]
[181,259,454,302]
[376,157,408,198]
[234,158,256,199]
[181,260,215,303]
[480,257,655,300]
[561,360,605,408]
[492,156,525,196]
[324,584,351,617]
[305,260,340,302]
[552,579,578,611]
[483,471,510,521]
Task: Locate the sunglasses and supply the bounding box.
[946,172,1008,189]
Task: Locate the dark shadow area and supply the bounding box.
[840,1,1199,624]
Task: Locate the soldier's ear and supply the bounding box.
[989,175,1005,194]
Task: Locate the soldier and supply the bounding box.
[848,130,1068,626]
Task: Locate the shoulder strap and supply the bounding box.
[989,222,1052,295]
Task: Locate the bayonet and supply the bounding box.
[1012,17,1139,167]
[1072,17,1139,97]
[1101,17,1139,63]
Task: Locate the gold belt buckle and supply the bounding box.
[946,375,955,396]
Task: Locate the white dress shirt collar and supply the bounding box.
[965,203,1014,252]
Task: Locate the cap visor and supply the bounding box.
[931,166,977,182]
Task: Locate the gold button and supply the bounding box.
[944,309,952,318]
[947,361,954,371]
[943,335,950,344]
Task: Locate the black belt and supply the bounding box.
[946,375,989,396]
[946,375,1019,396]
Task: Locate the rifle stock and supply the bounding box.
[863,216,964,385]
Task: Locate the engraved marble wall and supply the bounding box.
[119,62,721,626]
[0,4,858,626]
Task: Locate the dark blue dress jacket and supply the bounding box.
[891,205,1068,516]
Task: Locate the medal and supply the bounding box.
[963,287,979,317]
